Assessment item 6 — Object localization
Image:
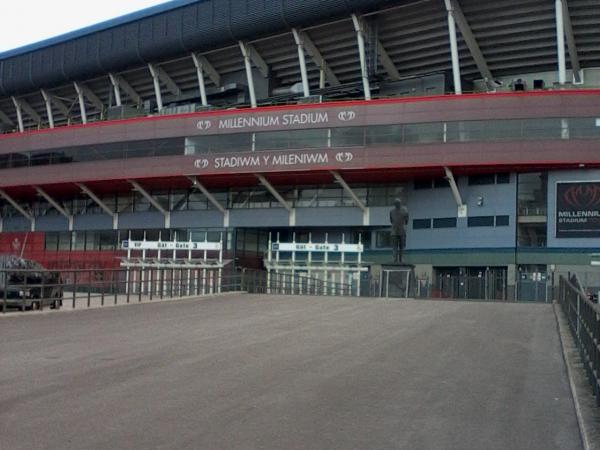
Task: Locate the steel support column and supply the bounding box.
[108,73,122,107]
[444,0,462,95]
[256,174,295,226]
[444,167,465,216]
[40,90,55,129]
[331,171,369,226]
[188,176,229,227]
[351,14,371,101]
[239,41,257,108]
[73,82,88,124]
[35,186,73,230]
[128,180,170,228]
[11,97,24,132]
[77,183,118,229]
[555,0,567,85]
[148,64,164,112]
[191,53,209,107]
[292,29,311,97]
[0,189,34,231]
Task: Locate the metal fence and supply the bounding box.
[240,268,357,297]
[1,266,358,313]
[557,275,600,406]
[1,267,239,313]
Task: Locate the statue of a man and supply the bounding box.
[390,198,407,263]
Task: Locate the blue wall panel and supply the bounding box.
[405,175,517,250]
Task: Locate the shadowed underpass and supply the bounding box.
[0,294,582,450]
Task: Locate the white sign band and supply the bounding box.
[272,243,363,253]
[122,240,222,251]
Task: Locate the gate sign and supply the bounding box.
[272,243,363,253]
[122,240,222,251]
[556,181,600,238]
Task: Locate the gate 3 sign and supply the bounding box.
[556,181,600,238]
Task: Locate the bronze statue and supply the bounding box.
[390,198,407,263]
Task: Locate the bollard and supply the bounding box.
[87,270,92,308]
[72,271,77,309]
[2,271,7,314]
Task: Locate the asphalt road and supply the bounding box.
[0,295,582,450]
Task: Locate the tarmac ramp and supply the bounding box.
[0,294,582,450]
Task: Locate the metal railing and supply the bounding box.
[240,269,357,297]
[1,267,240,313]
[557,274,600,406]
[1,266,358,313]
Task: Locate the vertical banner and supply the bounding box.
[556,181,600,238]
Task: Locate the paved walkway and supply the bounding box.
[0,295,582,450]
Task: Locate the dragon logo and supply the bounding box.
[563,184,600,209]
[338,111,356,122]
[335,152,354,163]
[196,120,212,131]
[194,159,210,169]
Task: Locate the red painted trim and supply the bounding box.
[2,89,599,141]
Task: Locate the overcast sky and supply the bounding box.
[0,0,173,53]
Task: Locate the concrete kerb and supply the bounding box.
[0,291,247,319]
[553,302,600,450]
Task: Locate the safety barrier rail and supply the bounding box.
[1,266,357,313]
[240,268,357,297]
[1,266,238,313]
[558,275,600,406]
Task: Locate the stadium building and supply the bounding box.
[0,0,599,300]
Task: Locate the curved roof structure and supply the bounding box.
[0,0,396,95]
[0,0,598,132]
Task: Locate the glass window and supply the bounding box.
[376,230,392,248]
[570,117,600,139]
[468,216,495,227]
[99,231,117,251]
[404,122,444,144]
[433,217,457,228]
[468,174,495,185]
[58,232,71,251]
[331,127,364,148]
[366,125,403,145]
[434,177,450,188]
[495,215,510,226]
[45,233,59,251]
[517,172,547,217]
[85,232,100,251]
[413,219,432,229]
[496,173,510,184]
[289,129,328,149]
[414,179,433,190]
[255,131,289,151]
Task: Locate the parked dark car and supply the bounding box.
[0,255,63,310]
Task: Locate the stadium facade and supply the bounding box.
[0,0,599,299]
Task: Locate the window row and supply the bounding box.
[413,215,510,229]
[1,117,598,170]
[0,185,408,217]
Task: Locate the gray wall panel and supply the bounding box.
[2,217,31,232]
[35,216,69,232]
[118,212,165,229]
[170,210,223,228]
[73,214,113,230]
[296,207,363,227]
[229,208,288,227]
